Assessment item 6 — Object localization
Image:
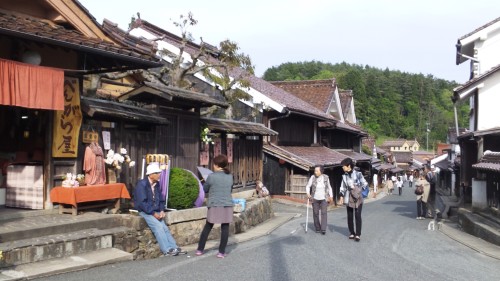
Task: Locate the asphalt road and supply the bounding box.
[37,183,500,281]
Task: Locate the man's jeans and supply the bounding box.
[140,212,178,254]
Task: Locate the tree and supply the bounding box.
[261,61,468,145]
[130,13,255,119]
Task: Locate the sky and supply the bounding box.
[79,0,499,83]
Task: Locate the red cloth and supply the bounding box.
[0,58,64,110]
[50,183,130,207]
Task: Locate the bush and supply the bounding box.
[168,168,199,210]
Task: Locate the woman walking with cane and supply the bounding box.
[339,158,367,242]
[306,165,333,235]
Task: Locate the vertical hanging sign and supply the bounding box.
[214,138,222,156]
[52,77,82,157]
[227,138,233,163]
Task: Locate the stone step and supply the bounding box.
[0,248,133,281]
[0,226,133,268]
[458,208,500,247]
[0,213,123,243]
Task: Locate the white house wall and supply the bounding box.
[475,28,500,74]
[477,71,500,130]
[129,27,285,114]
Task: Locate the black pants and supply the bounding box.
[197,222,229,254]
[312,199,328,232]
[346,204,363,236]
[398,186,402,196]
[416,199,425,217]
[409,181,413,187]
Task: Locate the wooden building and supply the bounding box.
[0,0,162,209]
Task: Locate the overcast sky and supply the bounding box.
[80,0,498,83]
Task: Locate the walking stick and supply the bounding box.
[305,198,309,233]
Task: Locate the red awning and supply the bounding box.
[0,58,64,110]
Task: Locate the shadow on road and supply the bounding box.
[269,235,305,281]
[382,200,418,219]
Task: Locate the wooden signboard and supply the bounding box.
[52,77,82,158]
[82,131,99,143]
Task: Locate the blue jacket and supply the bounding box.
[133,178,164,215]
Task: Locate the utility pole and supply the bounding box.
[426,122,430,151]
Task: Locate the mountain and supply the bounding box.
[262,61,469,149]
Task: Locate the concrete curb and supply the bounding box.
[439,222,500,260]
[182,213,298,253]
[0,248,132,281]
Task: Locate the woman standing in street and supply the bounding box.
[196,154,234,258]
[339,158,368,242]
[306,165,333,235]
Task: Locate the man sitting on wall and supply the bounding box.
[134,162,181,256]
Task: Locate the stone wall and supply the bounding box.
[113,196,273,260]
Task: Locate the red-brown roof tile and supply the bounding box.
[263,144,346,171]
[270,79,336,113]
[0,9,160,69]
[136,19,335,121]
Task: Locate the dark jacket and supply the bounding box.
[133,178,164,215]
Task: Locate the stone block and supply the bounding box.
[164,207,208,225]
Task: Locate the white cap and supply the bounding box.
[146,162,162,175]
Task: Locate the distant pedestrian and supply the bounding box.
[134,163,181,256]
[339,158,368,242]
[386,178,394,195]
[403,173,408,183]
[196,154,234,258]
[414,171,427,219]
[408,174,414,187]
[424,165,439,219]
[306,165,333,235]
[373,173,378,196]
[396,176,404,196]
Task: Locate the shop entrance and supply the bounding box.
[0,105,49,209]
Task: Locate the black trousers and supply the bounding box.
[346,204,363,236]
[197,222,229,254]
[416,199,425,217]
[312,199,328,232]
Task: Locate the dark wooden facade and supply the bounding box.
[322,129,361,151]
[157,107,200,173]
[272,115,314,146]
[204,136,263,189]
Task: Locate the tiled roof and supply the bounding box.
[136,19,335,121]
[335,150,372,162]
[319,120,366,135]
[453,64,500,100]
[392,151,413,163]
[118,80,228,108]
[339,90,353,120]
[102,19,158,56]
[0,9,160,69]
[81,97,168,124]
[473,150,500,173]
[263,144,346,171]
[448,127,468,144]
[270,79,336,113]
[434,157,453,171]
[458,17,500,41]
[201,117,277,136]
[373,163,395,171]
[381,139,408,147]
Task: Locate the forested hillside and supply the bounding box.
[263,61,469,149]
